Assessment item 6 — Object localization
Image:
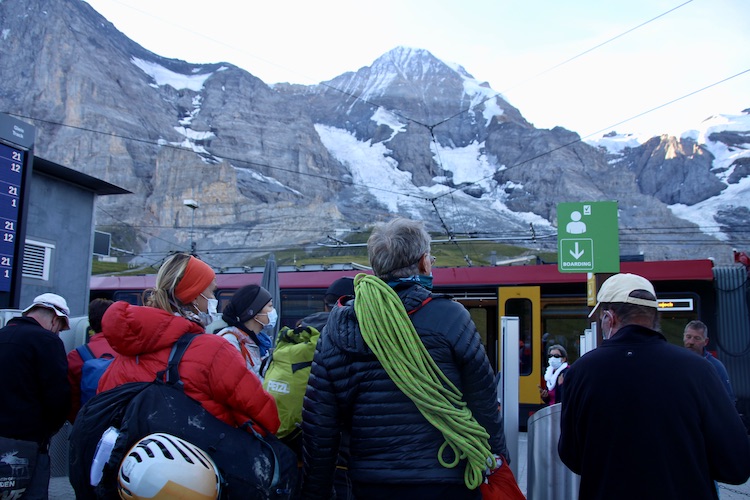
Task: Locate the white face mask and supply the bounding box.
[196,294,220,327]
[197,293,218,315]
[257,307,278,330]
[266,308,278,329]
[549,357,563,370]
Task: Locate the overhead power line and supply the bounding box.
[16,0,746,262]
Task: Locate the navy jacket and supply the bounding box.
[0,316,71,445]
[302,283,506,497]
[559,324,750,499]
[704,349,736,405]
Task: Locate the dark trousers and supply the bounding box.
[22,452,50,500]
[352,481,481,500]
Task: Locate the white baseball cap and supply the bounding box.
[22,293,70,330]
[589,273,658,318]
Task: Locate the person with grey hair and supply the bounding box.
[302,217,510,499]
[558,273,750,499]
[683,319,737,406]
[539,344,568,405]
[366,217,435,286]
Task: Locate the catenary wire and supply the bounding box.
[15,1,746,260]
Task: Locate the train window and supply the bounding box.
[469,307,488,349]
[215,290,327,330]
[542,303,589,364]
[214,290,236,319]
[657,293,700,347]
[459,298,498,371]
[113,291,143,306]
[469,307,489,350]
[280,290,326,329]
[505,298,533,376]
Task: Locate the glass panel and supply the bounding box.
[279,291,326,329]
[542,303,588,365]
[113,291,142,306]
[660,312,699,347]
[505,298,532,376]
[470,307,488,347]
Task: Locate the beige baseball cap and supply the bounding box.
[589,273,658,318]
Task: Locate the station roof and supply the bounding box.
[33,156,131,196]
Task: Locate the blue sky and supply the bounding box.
[84,0,750,139]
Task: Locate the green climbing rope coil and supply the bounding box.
[353,273,494,490]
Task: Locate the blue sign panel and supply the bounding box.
[0,113,34,307]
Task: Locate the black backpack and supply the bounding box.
[69,333,298,499]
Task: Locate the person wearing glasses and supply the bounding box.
[538,344,568,405]
[0,293,72,499]
[302,217,509,500]
[558,273,750,499]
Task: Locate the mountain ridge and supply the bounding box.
[0,0,746,266]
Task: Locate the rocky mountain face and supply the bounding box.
[0,0,746,267]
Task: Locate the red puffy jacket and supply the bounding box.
[98,301,279,433]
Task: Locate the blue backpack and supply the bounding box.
[75,344,115,405]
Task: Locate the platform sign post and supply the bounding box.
[557,201,620,274]
[0,114,35,308]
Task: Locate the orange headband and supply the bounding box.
[174,257,215,303]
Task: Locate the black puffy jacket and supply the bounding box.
[301,282,506,497]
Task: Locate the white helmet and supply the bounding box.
[118,433,221,500]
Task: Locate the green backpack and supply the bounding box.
[262,325,321,440]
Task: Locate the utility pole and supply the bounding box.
[183,199,199,255]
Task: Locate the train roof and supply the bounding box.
[90,259,715,290]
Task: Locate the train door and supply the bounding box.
[498,286,543,425]
[451,291,499,371]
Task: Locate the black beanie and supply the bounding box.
[324,277,355,307]
[222,285,272,326]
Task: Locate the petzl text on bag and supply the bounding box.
[0,435,39,498]
[262,325,320,440]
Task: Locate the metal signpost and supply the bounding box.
[500,316,520,480]
[557,201,620,274]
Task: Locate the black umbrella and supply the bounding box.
[261,253,281,342]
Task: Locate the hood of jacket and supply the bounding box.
[325,282,435,356]
[102,301,205,356]
[298,310,330,331]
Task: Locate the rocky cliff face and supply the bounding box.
[0,0,745,266]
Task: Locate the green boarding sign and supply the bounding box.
[557,201,620,273]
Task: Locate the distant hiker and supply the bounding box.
[215,284,276,380]
[66,298,115,422]
[297,276,355,331]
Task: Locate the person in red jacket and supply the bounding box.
[98,253,280,433]
[66,298,115,423]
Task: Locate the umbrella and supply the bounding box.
[261,253,281,343]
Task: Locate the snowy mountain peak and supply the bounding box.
[372,46,471,82]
